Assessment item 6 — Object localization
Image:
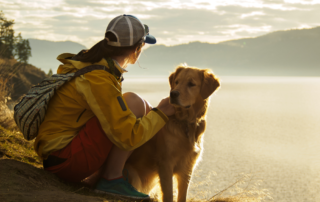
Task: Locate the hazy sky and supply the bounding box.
[1,0,320,48]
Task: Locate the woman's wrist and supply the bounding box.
[151,108,169,122]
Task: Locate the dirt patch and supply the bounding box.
[0,159,110,202]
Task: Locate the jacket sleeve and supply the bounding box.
[75,71,168,151]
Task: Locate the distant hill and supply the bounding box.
[129,26,320,76]
[28,39,87,74]
[28,27,320,77]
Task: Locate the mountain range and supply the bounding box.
[28,39,87,74]
[28,26,320,76]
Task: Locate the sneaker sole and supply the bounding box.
[94,189,150,201]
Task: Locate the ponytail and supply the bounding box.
[75,32,144,64]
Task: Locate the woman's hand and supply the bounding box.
[157,97,175,117]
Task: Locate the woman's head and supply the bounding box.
[76,14,156,67]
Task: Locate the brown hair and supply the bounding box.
[75,32,144,64]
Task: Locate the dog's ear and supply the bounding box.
[169,72,175,89]
[200,70,220,99]
[169,66,184,89]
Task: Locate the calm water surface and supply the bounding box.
[122,76,320,202]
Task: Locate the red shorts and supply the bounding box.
[44,116,113,182]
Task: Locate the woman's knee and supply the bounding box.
[123,92,147,118]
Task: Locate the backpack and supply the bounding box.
[14,63,122,141]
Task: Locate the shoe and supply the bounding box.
[94,177,150,200]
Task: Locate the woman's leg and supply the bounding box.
[83,92,152,186]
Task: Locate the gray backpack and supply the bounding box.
[14,64,122,140]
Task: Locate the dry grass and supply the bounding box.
[0,58,41,166]
[0,77,15,129]
[0,126,41,167]
[0,54,47,128]
[133,172,272,202]
[0,57,47,101]
[207,174,273,202]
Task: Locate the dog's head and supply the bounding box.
[169,65,220,112]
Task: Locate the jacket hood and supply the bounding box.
[56,53,127,75]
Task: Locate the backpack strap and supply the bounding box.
[73,65,106,77]
[73,63,123,82]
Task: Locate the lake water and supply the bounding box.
[122,76,320,202]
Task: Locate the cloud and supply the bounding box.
[1,0,320,47]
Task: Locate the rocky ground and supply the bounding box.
[0,158,111,202]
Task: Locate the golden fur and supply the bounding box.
[125,65,220,202]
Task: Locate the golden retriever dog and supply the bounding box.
[125,65,220,202]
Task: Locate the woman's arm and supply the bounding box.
[75,70,169,151]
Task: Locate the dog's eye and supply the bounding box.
[188,82,196,87]
[175,81,179,85]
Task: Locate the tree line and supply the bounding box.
[0,11,31,64]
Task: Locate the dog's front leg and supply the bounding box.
[176,168,193,202]
[158,164,174,202]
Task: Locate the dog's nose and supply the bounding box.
[170,91,180,98]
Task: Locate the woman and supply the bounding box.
[34,14,175,200]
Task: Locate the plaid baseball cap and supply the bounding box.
[105,14,156,47]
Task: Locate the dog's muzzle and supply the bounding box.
[170,90,180,98]
[170,90,180,105]
[170,90,191,108]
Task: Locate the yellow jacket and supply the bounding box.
[34,53,168,159]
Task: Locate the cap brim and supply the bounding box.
[145,34,156,44]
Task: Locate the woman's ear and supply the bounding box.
[200,70,220,99]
